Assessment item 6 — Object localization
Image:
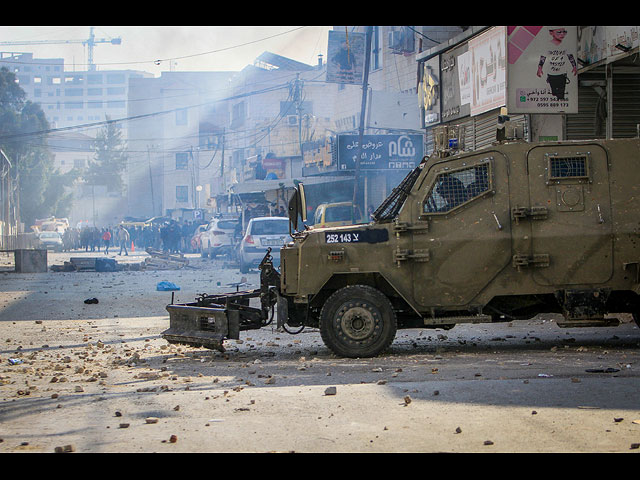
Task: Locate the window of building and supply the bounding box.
[65,88,83,96]
[176,186,189,203]
[231,101,246,127]
[87,74,103,85]
[87,88,102,96]
[65,75,83,84]
[64,101,83,109]
[107,87,125,95]
[106,73,125,84]
[175,108,188,126]
[176,152,189,170]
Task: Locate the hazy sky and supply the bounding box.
[0,26,332,75]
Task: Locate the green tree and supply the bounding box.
[0,67,77,228]
[86,117,128,194]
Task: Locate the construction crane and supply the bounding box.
[0,27,121,71]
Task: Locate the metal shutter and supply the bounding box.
[612,69,640,138]
[566,70,606,140]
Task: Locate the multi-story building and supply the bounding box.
[215,51,341,220]
[127,71,235,220]
[0,52,152,132]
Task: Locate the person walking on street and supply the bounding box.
[117,225,130,256]
[102,228,112,255]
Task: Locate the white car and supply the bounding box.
[199,216,240,258]
[37,231,63,251]
[238,216,291,273]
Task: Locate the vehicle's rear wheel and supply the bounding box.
[319,285,397,358]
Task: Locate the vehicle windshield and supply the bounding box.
[325,205,353,222]
[251,219,289,235]
[217,220,238,230]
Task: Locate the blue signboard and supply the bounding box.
[337,134,424,171]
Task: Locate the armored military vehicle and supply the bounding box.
[163,127,640,358]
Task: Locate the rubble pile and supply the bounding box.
[49,249,190,273]
[143,248,190,270]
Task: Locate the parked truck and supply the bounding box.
[162,126,640,358]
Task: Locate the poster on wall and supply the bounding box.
[440,43,470,123]
[326,30,366,85]
[458,49,473,110]
[469,26,507,116]
[507,26,578,114]
[419,56,441,127]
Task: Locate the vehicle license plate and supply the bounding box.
[262,238,284,246]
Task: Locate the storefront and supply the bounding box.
[566,26,640,140]
[418,26,639,150]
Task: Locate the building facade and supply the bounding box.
[415,26,640,152]
[126,71,235,220]
[0,52,152,132]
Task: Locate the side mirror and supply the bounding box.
[288,184,307,232]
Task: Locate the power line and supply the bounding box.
[0,27,309,70]
[0,81,292,142]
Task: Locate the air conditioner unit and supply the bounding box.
[286,115,299,126]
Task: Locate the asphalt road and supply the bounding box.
[1,250,639,453]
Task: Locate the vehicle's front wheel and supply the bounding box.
[319,285,397,358]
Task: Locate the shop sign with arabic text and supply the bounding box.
[337,134,424,171]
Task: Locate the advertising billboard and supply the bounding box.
[469,26,507,116]
[440,43,471,123]
[337,134,424,171]
[419,56,441,127]
[326,30,366,85]
[507,26,579,113]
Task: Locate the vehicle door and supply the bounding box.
[408,151,512,308]
[523,144,613,285]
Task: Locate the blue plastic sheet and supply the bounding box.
[157,281,180,291]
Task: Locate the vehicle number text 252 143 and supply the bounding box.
[325,232,360,244]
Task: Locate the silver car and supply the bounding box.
[238,216,290,273]
[37,231,63,251]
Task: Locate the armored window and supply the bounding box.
[423,162,490,214]
[548,156,588,180]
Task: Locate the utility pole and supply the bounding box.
[294,73,303,158]
[352,26,373,223]
[220,128,226,192]
[147,146,156,217]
